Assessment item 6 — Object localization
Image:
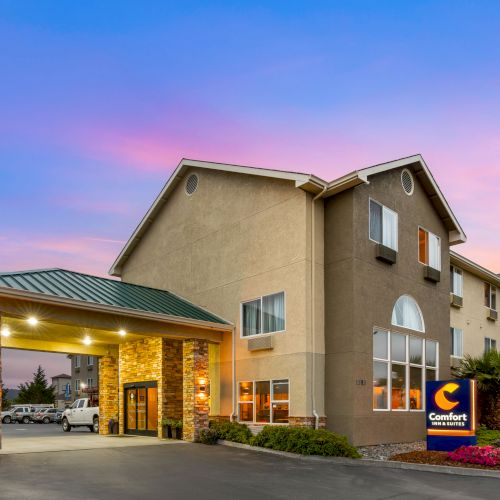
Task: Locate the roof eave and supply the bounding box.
[450,251,500,286]
[0,286,233,332]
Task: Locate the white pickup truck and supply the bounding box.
[62,398,99,433]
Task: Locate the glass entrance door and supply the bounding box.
[124,382,158,436]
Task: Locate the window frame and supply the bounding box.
[484,337,497,353]
[237,379,290,424]
[368,198,399,251]
[87,356,94,366]
[450,327,464,359]
[418,226,441,271]
[75,379,81,391]
[372,327,438,413]
[240,291,286,339]
[74,355,81,369]
[484,283,497,311]
[450,266,463,298]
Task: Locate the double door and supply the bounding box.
[124,381,158,436]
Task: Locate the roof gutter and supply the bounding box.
[0,287,233,332]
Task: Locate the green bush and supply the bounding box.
[250,426,361,458]
[209,420,253,444]
[199,428,219,445]
[477,426,500,446]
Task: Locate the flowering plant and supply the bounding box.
[448,446,500,467]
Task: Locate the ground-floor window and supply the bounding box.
[238,379,289,423]
[484,337,497,353]
[373,328,438,411]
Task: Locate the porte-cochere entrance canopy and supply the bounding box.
[0,269,232,446]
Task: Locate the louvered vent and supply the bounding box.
[185,174,199,195]
[401,169,414,195]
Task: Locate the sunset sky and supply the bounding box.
[1,1,499,386]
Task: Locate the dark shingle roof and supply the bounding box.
[0,269,228,325]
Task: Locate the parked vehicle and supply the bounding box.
[62,398,99,433]
[55,410,64,424]
[1,404,55,424]
[33,408,59,423]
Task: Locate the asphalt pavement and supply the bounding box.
[0,441,498,500]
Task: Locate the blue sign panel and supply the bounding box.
[426,379,477,451]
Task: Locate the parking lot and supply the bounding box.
[2,421,88,438]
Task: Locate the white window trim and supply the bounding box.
[373,327,438,413]
[418,226,441,271]
[450,266,464,298]
[450,327,464,359]
[484,283,497,311]
[87,356,94,366]
[75,379,81,391]
[368,198,399,251]
[237,379,290,424]
[74,355,81,369]
[240,291,286,339]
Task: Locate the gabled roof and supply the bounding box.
[0,269,229,326]
[325,155,466,245]
[109,154,466,276]
[450,251,500,287]
[109,158,326,276]
[52,374,71,379]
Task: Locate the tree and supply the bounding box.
[452,350,500,429]
[1,382,9,410]
[16,365,56,405]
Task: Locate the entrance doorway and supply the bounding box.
[124,381,158,436]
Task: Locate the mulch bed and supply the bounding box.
[390,450,500,471]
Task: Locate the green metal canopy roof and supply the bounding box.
[0,269,228,325]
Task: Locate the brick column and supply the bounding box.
[183,339,209,442]
[162,339,183,438]
[99,353,119,435]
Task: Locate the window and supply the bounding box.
[241,292,285,337]
[75,379,80,391]
[373,329,438,412]
[419,228,441,271]
[87,356,94,366]
[74,355,81,369]
[484,283,497,311]
[369,199,398,251]
[391,295,425,332]
[238,379,289,423]
[450,328,464,358]
[485,337,497,353]
[87,378,94,388]
[450,266,463,297]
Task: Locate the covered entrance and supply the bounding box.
[0,269,232,451]
[124,382,158,436]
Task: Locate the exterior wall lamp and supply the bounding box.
[197,378,210,398]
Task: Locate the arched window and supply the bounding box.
[391,295,425,332]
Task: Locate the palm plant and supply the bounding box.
[452,350,500,429]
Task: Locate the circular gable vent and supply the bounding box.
[401,169,414,195]
[185,174,199,195]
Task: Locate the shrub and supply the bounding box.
[199,428,219,445]
[477,426,500,446]
[448,445,500,467]
[250,426,360,458]
[209,420,253,444]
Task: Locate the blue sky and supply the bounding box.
[1,1,500,386]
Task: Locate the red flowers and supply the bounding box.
[448,446,500,467]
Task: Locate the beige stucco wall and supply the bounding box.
[324,167,453,445]
[450,269,500,358]
[120,168,325,420]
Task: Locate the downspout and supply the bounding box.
[230,326,237,422]
[311,186,327,429]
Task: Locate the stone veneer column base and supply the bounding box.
[183,339,209,442]
[99,354,119,435]
[288,416,327,429]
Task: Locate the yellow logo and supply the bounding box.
[434,382,460,411]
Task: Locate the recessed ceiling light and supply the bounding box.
[118,329,127,337]
[83,335,92,346]
[1,326,11,337]
[27,317,38,326]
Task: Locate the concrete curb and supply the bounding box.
[218,440,500,479]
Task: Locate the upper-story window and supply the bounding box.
[74,355,81,369]
[450,327,464,358]
[418,227,441,271]
[484,283,497,311]
[391,295,425,332]
[450,266,463,297]
[241,291,285,337]
[484,337,497,353]
[87,356,94,366]
[369,199,398,251]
